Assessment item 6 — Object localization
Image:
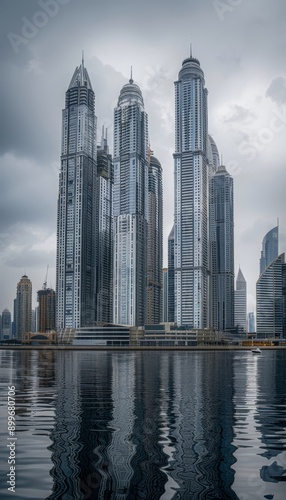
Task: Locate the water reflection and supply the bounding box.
[0,350,286,499]
[232,351,286,500]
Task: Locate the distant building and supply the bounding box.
[15,275,32,340]
[146,153,163,325]
[259,226,278,275]
[248,312,255,333]
[37,288,56,333]
[256,253,286,339]
[1,308,11,340]
[168,225,175,323]
[234,268,247,333]
[162,268,168,323]
[31,308,37,333]
[96,129,114,323]
[210,164,234,331]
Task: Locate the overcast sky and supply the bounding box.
[1,0,286,319]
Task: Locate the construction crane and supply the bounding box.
[42,265,49,290]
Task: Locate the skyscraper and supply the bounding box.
[173,52,209,327]
[37,288,56,333]
[56,56,97,329]
[234,268,247,333]
[210,164,234,331]
[162,268,168,323]
[168,226,175,323]
[259,225,278,275]
[96,128,114,324]
[146,152,163,325]
[248,312,255,333]
[256,253,286,338]
[1,308,11,340]
[15,275,32,340]
[113,75,149,326]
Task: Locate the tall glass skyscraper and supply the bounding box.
[256,253,286,338]
[259,225,279,275]
[210,164,234,331]
[113,76,149,326]
[173,53,209,327]
[146,153,163,325]
[56,57,97,329]
[96,128,114,324]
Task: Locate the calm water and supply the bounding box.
[0,350,286,500]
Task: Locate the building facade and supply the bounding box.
[56,57,97,329]
[168,225,175,323]
[173,53,209,327]
[15,275,32,340]
[146,153,163,324]
[1,308,11,340]
[37,288,56,333]
[162,268,168,323]
[96,128,114,323]
[113,76,149,326]
[234,268,247,333]
[259,225,278,275]
[256,253,286,338]
[210,164,234,331]
[248,312,255,333]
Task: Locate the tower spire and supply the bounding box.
[129,66,133,84]
[190,42,192,58]
[82,50,84,67]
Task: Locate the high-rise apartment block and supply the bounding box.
[15,275,32,340]
[210,164,234,331]
[173,53,209,327]
[234,268,247,333]
[146,153,163,324]
[37,288,56,333]
[113,76,149,326]
[1,308,11,340]
[168,225,175,323]
[56,57,97,329]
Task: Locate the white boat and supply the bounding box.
[252,347,261,354]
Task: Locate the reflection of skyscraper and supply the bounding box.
[96,129,114,323]
[174,52,209,327]
[56,56,97,329]
[234,268,247,333]
[146,153,163,325]
[256,253,286,338]
[168,226,175,323]
[16,275,32,340]
[210,164,234,331]
[259,225,278,275]
[113,76,149,326]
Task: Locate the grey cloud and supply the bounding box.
[266,77,286,105]
[223,104,256,124]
